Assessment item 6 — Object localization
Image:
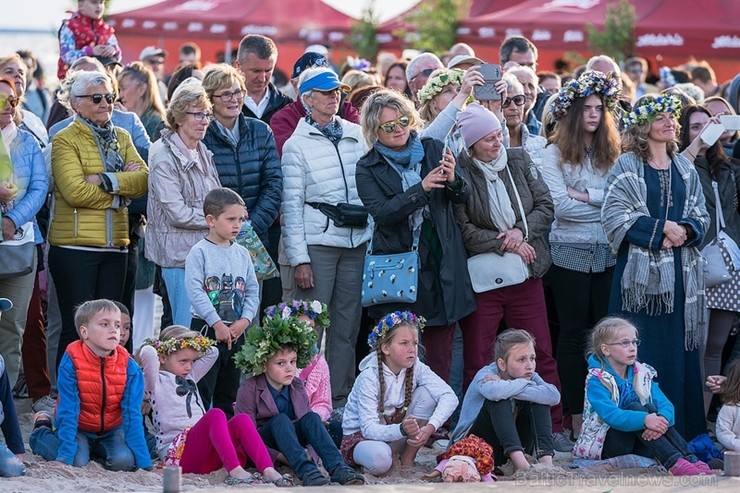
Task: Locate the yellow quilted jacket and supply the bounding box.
[49,119,148,248]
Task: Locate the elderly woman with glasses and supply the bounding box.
[201,64,281,248]
[501,74,547,171]
[0,76,47,388]
[280,66,372,406]
[355,88,475,384]
[146,79,221,327]
[48,71,148,367]
[117,61,166,141]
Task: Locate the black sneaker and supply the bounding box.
[331,466,365,485]
[301,469,330,487]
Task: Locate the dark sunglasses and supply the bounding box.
[0,95,19,109]
[378,115,412,133]
[75,93,115,104]
[502,95,526,108]
[410,68,434,81]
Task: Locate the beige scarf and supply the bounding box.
[473,147,516,231]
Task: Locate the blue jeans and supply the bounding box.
[259,412,345,479]
[161,267,191,327]
[30,426,136,470]
[601,402,698,469]
[0,445,25,477]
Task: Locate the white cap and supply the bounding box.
[139,46,167,61]
[447,55,483,69]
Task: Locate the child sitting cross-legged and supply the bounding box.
[29,299,151,470]
[341,311,459,476]
[234,315,365,486]
[139,326,292,486]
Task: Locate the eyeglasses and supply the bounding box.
[212,89,246,102]
[74,93,115,104]
[605,339,641,348]
[410,68,434,81]
[0,95,19,109]
[378,115,412,133]
[186,111,213,122]
[502,95,526,108]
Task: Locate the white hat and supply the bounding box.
[447,55,483,70]
[304,44,329,56]
[139,46,167,61]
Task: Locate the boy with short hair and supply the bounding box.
[185,187,260,417]
[57,0,122,79]
[29,299,151,470]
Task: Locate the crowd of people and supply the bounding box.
[0,0,738,485]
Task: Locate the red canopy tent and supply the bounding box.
[108,0,357,75]
[458,0,740,79]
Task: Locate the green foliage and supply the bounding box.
[350,2,380,61]
[587,0,635,63]
[405,0,470,54]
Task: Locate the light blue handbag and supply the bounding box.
[361,226,420,307]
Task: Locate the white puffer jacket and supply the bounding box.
[281,118,372,266]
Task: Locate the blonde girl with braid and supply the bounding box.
[340,311,458,476]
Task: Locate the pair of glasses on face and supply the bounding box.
[502,95,526,108]
[187,111,213,122]
[378,115,412,134]
[75,93,115,104]
[410,68,434,81]
[213,89,246,102]
[605,339,641,348]
[0,95,19,109]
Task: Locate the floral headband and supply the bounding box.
[367,311,425,349]
[551,70,621,121]
[233,315,318,375]
[264,300,330,329]
[622,93,682,129]
[417,68,465,105]
[144,335,215,356]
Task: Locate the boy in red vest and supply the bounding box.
[57,0,121,79]
[29,299,151,470]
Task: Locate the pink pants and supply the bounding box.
[179,408,273,474]
[459,278,564,432]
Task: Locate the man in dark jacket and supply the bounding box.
[236,34,292,124]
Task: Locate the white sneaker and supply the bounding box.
[31,395,56,415]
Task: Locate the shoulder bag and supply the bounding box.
[0,221,35,279]
[702,181,740,288]
[466,165,530,293]
[361,225,420,307]
[306,202,369,228]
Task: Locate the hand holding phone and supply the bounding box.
[474,63,502,101]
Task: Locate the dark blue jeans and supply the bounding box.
[29,426,136,470]
[259,412,345,478]
[601,402,698,469]
[469,398,554,465]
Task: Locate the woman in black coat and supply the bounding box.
[355,89,476,382]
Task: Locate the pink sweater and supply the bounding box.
[298,355,332,421]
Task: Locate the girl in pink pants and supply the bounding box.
[139,326,292,486]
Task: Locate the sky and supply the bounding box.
[0,0,420,31]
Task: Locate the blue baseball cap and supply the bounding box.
[0,298,12,311]
[298,68,350,95]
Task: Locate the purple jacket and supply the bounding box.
[235,374,312,427]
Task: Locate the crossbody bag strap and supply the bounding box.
[366,219,421,254]
[504,165,529,241]
[712,181,725,236]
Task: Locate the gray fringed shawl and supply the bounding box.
[601,152,709,350]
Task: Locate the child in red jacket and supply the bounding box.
[58,0,121,79]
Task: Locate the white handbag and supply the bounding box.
[702,181,740,288]
[466,165,531,293]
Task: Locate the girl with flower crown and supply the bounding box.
[138,325,292,486]
[540,69,621,441]
[340,311,458,476]
[602,93,709,439]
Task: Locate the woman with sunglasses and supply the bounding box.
[0,76,47,389]
[146,79,221,328]
[539,70,621,443]
[356,89,475,384]
[48,71,148,368]
[502,73,547,171]
[117,61,165,141]
[201,64,281,250]
[281,67,372,407]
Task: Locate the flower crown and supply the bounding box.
[264,300,330,330]
[622,93,682,129]
[233,315,318,375]
[417,68,465,105]
[551,70,621,121]
[144,335,215,356]
[367,311,426,349]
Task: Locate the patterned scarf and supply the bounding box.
[306,115,343,144]
[79,115,124,173]
[602,152,709,350]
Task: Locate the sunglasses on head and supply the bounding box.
[410,68,434,81]
[75,93,115,104]
[0,95,19,109]
[502,95,526,108]
[378,115,412,133]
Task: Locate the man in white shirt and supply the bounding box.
[235,34,291,124]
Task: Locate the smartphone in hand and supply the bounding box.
[474,63,502,101]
